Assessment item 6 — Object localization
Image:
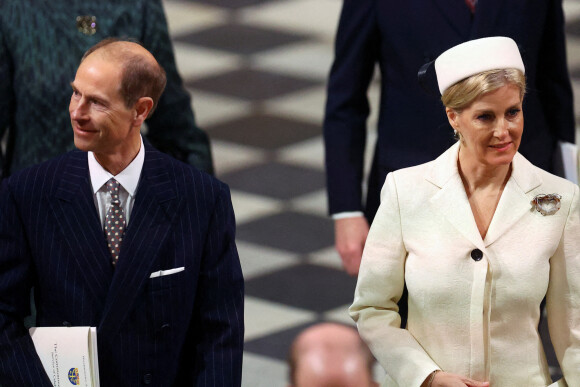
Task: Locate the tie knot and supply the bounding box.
[106,178,120,192]
[465,0,477,13]
[106,178,121,202]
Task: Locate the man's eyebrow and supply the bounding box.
[69,83,109,105]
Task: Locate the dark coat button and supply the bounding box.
[471,249,483,261]
[143,373,152,384]
[157,323,170,335]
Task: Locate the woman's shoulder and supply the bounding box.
[389,144,458,191]
[514,152,578,195]
[384,159,441,202]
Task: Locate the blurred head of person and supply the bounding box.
[287,323,379,387]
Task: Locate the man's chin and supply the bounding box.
[73,137,94,152]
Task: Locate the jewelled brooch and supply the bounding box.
[531,194,561,216]
[76,16,97,35]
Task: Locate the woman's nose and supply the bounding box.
[494,119,510,138]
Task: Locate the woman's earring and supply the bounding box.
[453,129,460,141]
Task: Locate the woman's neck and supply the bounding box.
[457,147,511,196]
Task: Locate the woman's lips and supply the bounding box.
[489,142,512,152]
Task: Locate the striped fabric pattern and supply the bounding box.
[0,144,244,386]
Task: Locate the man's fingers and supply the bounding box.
[341,249,362,276]
[334,217,369,276]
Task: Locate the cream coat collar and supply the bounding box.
[424,142,542,248]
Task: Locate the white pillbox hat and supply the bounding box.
[434,37,525,94]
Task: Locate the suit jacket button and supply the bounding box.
[471,249,483,261]
[62,321,71,327]
[143,373,152,384]
[157,323,170,336]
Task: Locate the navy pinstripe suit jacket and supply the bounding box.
[0,143,244,386]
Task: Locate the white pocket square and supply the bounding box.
[149,267,185,278]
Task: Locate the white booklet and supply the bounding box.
[29,326,100,387]
[553,141,578,184]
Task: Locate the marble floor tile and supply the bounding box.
[244,296,316,341]
[242,353,288,387]
[186,89,252,127]
[163,1,228,35]
[236,211,333,254]
[230,190,285,225]
[253,41,334,80]
[173,42,241,80]
[238,0,343,42]
[237,241,299,279]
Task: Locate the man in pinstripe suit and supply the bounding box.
[0,39,244,386]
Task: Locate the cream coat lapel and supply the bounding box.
[425,144,543,249]
[426,143,486,251]
[484,153,542,246]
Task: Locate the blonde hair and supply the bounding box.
[441,68,526,112]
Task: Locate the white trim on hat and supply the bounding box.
[434,37,525,94]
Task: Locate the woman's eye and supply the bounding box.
[507,108,521,117]
[477,113,491,121]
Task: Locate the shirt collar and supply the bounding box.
[88,136,145,196]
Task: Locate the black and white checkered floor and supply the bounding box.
[162,0,580,385]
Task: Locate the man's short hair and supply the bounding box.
[82,37,167,117]
[287,323,375,385]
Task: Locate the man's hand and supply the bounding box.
[334,216,369,276]
[423,371,490,387]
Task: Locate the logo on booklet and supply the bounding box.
[68,368,80,385]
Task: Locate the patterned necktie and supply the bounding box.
[465,0,477,13]
[104,178,126,265]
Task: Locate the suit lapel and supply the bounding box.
[427,143,485,250]
[99,147,182,334]
[51,152,113,306]
[483,153,542,246]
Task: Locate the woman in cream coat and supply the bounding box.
[350,37,580,387]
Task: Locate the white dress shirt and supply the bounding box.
[89,136,145,229]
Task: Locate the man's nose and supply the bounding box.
[70,100,87,121]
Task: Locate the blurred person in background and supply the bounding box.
[288,323,379,387]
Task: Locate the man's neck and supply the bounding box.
[94,139,141,175]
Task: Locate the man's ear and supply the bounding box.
[133,97,154,126]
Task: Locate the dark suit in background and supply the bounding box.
[0,143,243,386]
[0,0,213,177]
[324,0,575,220]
